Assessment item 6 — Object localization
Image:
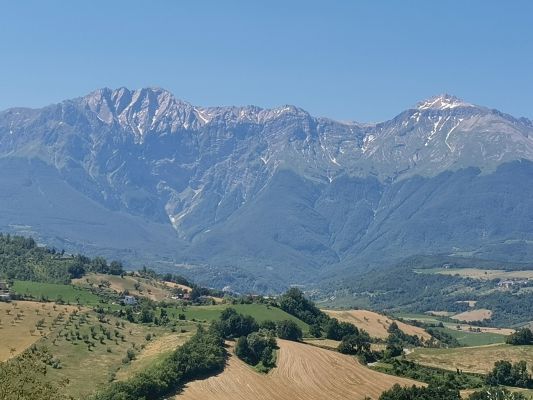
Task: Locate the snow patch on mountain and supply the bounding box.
[417,94,474,111]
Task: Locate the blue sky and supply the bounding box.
[0,0,531,122]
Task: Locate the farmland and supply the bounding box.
[407,344,533,374]
[170,303,309,332]
[0,301,79,361]
[40,313,184,397]
[1,273,529,400]
[324,309,431,340]
[176,339,422,400]
[0,299,195,398]
[415,268,533,281]
[395,312,512,346]
[12,280,102,305]
[430,327,506,346]
[452,308,492,322]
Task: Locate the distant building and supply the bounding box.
[498,279,528,289]
[0,281,11,302]
[122,295,137,305]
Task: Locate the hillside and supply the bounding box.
[177,339,421,400]
[324,309,431,340]
[322,255,533,327]
[1,89,533,291]
[72,273,192,302]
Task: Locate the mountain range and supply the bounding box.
[1,88,532,292]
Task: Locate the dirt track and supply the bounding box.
[176,339,421,400]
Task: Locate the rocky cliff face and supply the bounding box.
[1,88,532,291]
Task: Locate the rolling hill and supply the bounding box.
[324,309,431,340]
[177,339,421,400]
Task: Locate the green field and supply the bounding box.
[394,312,444,324]
[433,327,506,346]
[169,303,310,332]
[13,280,103,305]
[394,312,508,346]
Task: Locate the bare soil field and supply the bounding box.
[163,280,193,292]
[452,309,493,322]
[176,339,421,400]
[447,324,514,336]
[0,300,79,361]
[407,344,533,374]
[324,309,431,340]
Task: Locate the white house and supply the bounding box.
[122,295,137,305]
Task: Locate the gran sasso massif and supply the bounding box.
[1,88,532,291]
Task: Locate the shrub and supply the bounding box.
[276,320,302,341]
[506,328,533,346]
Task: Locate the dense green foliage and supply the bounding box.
[373,359,483,389]
[485,360,533,388]
[338,332,372,355]
[0,234,124,284]
[380,383,529,400]
[92,328,225,400]
[379,383,461,400]
[279,287,327,326]
[468,388,527,400]
[387,322,422,348]
[278,287,369,343]
[210,307,259,339]
[329,255,533,327]
[276,319,303,341]
[235,330,277,371]
[506,328,533,346]
[426,328,462,348]
[325,318,358,340]
[477,293,533,327]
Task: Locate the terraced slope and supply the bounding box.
[177,339,421,400]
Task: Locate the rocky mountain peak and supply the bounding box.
[416,94,474,111]
[80,87,203,140]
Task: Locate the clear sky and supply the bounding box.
[0,0,532,122]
